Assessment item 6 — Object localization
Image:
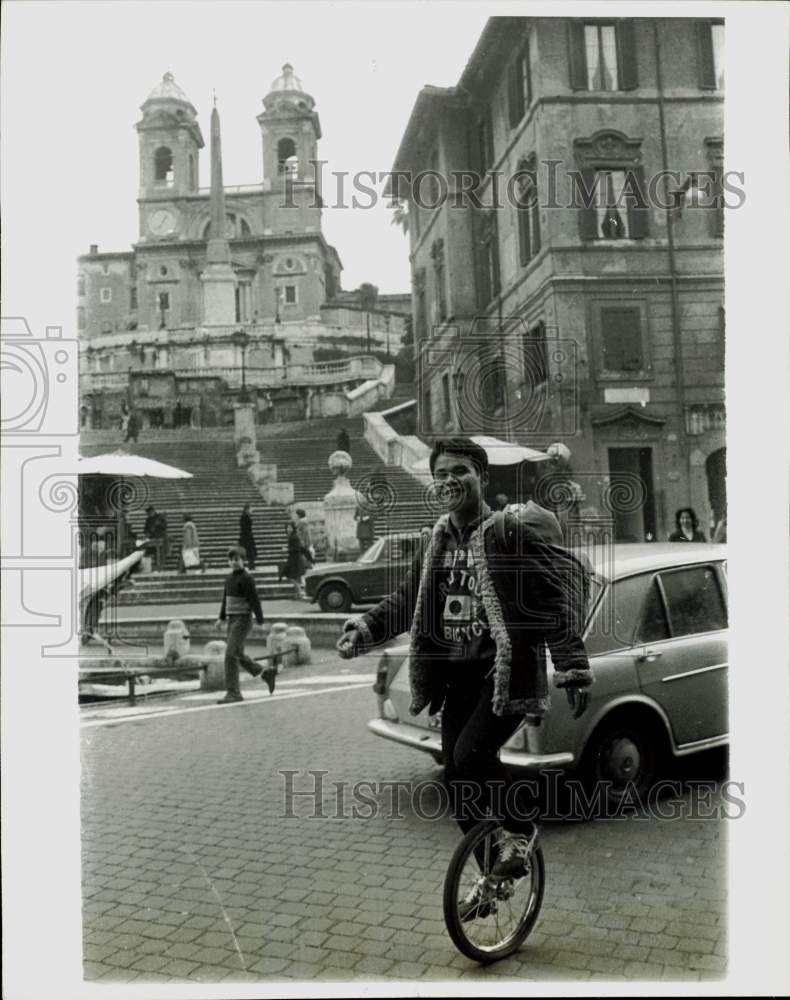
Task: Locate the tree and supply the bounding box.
[390,200,409,234]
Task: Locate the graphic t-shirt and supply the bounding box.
[438,519,497,671]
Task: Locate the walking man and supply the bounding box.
[216,547,276,703]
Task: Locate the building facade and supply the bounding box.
[392,16,726,540]
[79,66,408,431]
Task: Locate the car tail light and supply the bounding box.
[382,698,399,721]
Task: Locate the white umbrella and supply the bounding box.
[79,550,143,602]
[78,450,193,479]
[411,436,550,474]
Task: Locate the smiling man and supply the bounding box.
[338,437,592,907]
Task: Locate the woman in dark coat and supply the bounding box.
[238,504,257,569]
[668,507,708,542]
[284,523,310,598]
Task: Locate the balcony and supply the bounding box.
[79,355,386,392]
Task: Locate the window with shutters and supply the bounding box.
[422,385,432,431]
[474,107,494,174]
[507,42,532,128]
[430,239,448,322]
[441,372,452,424]
[697,21,725,90]
[523,321,548,388]
[705,137,724,238]
[414,268,428,341]
[515,155,541,265]
[568,20,638,91]
[599,306,644,374]
[475,211,500,308]
[574,131,649,240]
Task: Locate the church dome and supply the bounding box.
[270,63,304,94]
[143,72,196,111]
[263,63,315,113]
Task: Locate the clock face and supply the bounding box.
[148,209,176,236]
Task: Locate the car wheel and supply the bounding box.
[318,583,352,613]
[582,711,664,808]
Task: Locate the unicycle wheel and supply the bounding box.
[443,819,544,964]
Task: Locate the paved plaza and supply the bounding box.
[80,652,728,985]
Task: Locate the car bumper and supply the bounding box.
[367,718,575,770]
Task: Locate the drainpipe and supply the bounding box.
[653,19,689,479]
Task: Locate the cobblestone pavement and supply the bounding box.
[81,656,728,985]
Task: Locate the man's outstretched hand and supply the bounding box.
[566,687,589,719]
[336,628,362,659]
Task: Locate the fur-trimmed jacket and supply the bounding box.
[345,510,592,718]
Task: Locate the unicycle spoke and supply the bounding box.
[443,820,545,964]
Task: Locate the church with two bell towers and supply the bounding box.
[78,66,403,431]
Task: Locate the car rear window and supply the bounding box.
[660,565,728,637]
[584,575,647,656]
[637,580,671,644]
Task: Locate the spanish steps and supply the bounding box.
[80,393,433,604]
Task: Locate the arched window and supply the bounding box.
[154,146,174,186]
[277,137,298,176]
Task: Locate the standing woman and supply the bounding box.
[239,503,257,570]
[284,522,309,599]
[180,513,206,573]
[668,507,707,542]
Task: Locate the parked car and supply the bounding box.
[305,533,425,613]
[368,543,728,804]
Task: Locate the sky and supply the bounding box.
[2,1,491,336]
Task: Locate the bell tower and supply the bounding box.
[136,72,204,239]
[257,63,321,191]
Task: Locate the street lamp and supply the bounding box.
[232,329,251,402]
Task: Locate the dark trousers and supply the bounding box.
[441,671,535,836]
[224,614,261,695]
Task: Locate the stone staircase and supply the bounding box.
[80,438,291,570]
[114,567,295,606]
[255,411,434,535]
[80,393,432,572]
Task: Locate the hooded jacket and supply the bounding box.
[345,506,592,718]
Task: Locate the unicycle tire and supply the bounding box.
[443,819,545,964]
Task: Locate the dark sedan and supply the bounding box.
[304,533,424,612]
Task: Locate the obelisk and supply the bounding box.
[201,100,236,325]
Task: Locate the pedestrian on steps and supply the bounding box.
[179,513,206,573]
[285,522,311,599]
[336,426,351,455]
[216,547,276,704]
[238,503,258,570]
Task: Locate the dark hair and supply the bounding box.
[429,437,489,478]
[183,513,192,522]
[675,507,699,530]
[227,546,243,560]
[295,508,306,518]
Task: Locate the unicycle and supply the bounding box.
[443,819,545,964]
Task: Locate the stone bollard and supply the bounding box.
[267,622,289,673]
[200,640,227,692]
[164,620,190,658]
[284,625,311,666]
